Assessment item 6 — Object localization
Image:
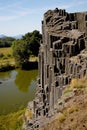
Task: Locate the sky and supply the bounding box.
[0,0,87,36]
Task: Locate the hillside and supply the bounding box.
[42,77,87,130]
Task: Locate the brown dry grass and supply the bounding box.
[70,77,87,89]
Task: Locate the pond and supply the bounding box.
[0,69,38,115]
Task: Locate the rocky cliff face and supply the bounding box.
[24,8,87,130]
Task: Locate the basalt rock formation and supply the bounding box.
[24,8,87,130]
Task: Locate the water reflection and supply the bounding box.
[15,69,38,92]
[0,71,11,80]
[0,69,38,115]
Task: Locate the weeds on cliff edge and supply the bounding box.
[64,89,73,94]
[58,114,66,123]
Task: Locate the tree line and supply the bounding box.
[0,37,15,47]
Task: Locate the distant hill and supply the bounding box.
[13,34,23,39]
[0,36,15,47]
[0,34,7,38]
[0,34,23,39]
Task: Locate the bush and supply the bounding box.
[12,39,30,68]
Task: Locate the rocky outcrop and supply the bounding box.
[24,8,87,130]
[43,77,87,130]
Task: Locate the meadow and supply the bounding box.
[0,47,14,64]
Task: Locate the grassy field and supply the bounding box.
[0,47,14,65]
[0,47,12,55]
[0,109,26,130]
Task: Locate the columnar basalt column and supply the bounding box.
[25,9,87,130]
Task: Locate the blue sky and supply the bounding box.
[0,0,87,36]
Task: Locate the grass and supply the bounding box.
[0,109,26,130]
[67,105,79,114]
[63,76,87,96]
[63,89,73,94]
[70,77,87,89]
[0,47,12,55]
[0,47,14,65]
[58,113,66,123]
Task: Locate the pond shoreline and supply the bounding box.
[0,61,38,72]
[0,63,15,72]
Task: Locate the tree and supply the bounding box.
[23,30,42,56]
[12,30,42,69]
[29,35,40,56]
[12,39,30,68]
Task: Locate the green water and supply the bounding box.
[0,69,38,115]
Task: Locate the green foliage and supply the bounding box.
[23,30,42,56]
[0,37,15,47]
[12,30,42,68]
[12,39,30,68]
[29,35,40,56]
